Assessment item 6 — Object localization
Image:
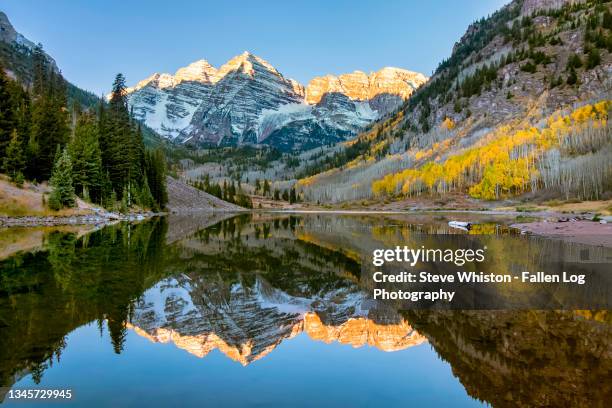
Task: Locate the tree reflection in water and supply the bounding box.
[0,213,609,407]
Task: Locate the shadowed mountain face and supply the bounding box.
[0,214,609,407]
[126,52,427,150]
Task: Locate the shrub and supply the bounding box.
[586,48,601,69]
[521,62,537,73]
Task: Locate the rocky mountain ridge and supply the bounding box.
[0,11,99,108]
[130,275,425,365]
[306,67,427,110]
[126,52,427,151]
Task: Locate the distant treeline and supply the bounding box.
[190,174,252,208]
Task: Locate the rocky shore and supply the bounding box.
[511,218,612,248]
[0,210,159,228]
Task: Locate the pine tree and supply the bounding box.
[129,123,145,187]
[263,179,270,196]
[3,129,26,185]
[32,44,49,97]
[49,147,75,210]
[566,67,578,85]
[289,188,296,204]
[136,173,155,209]
[586,48,601,69]
[69,113,103,203]
[105,73,133,196]
[144,148,167,210]
[101,170,114,209]
[30,68,69,180]
[0,65,16,159]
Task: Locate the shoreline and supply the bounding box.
[511,219,612,248]
[0,209,249,228]
[0,211,161,228]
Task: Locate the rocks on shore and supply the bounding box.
[510,219,612,248]
[0,210,158,228]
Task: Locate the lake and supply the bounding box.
[0,213,610,407]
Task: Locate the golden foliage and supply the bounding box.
[372,101,610,200]
[441,117,456,130]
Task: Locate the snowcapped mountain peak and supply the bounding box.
[217,51,281,79]
[127,59,218,93]
[174,59,217,83]
[126,54,427,149]
[305,67,428,104]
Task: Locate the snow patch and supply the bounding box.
[136,277,197,324]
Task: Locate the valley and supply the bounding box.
[1,0,611,225]
[0,2,610,407]
[153,0,612,217]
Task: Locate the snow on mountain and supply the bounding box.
[180,52,305,145]
[126,52,427,150]
[130,274,425,364]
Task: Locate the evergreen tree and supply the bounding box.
[101,170,114,209]
[235,193,252,209]
[566,53,583,70]
[145,148,167,209]
[129,123,145,187]
[3,129,26,184]
[105,73,133,196]
[100,73,153,209]
[0,66,16,159]
[49,147,75,210]
[30,68,69,180]
[136,173,155,209]
[97,101,111,173]
[263,179,270,196]
[69,113,103,202]
[32,44,49,97]
[566,67,578,85]
[289,187,297,204]
[586,48,601,69]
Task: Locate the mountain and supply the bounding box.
[126,52,427,151]
[0,11,99,109]
[306,67,426,111]
[295,0,612,204]
[130,275,425,365]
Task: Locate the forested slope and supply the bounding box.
[297,0,612,204]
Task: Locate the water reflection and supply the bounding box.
[0,213,610,407]
[130,276,425,365]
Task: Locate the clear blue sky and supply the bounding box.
[3,0,508,95]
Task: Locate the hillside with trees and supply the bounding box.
[0,11,99,110]
[0,46,168,213]
[290,0,612,206]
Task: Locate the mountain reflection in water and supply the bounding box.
[0,213,610,407]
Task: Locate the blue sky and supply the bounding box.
[3,0,508,95]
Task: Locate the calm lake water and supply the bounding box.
[0,213,610,407]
